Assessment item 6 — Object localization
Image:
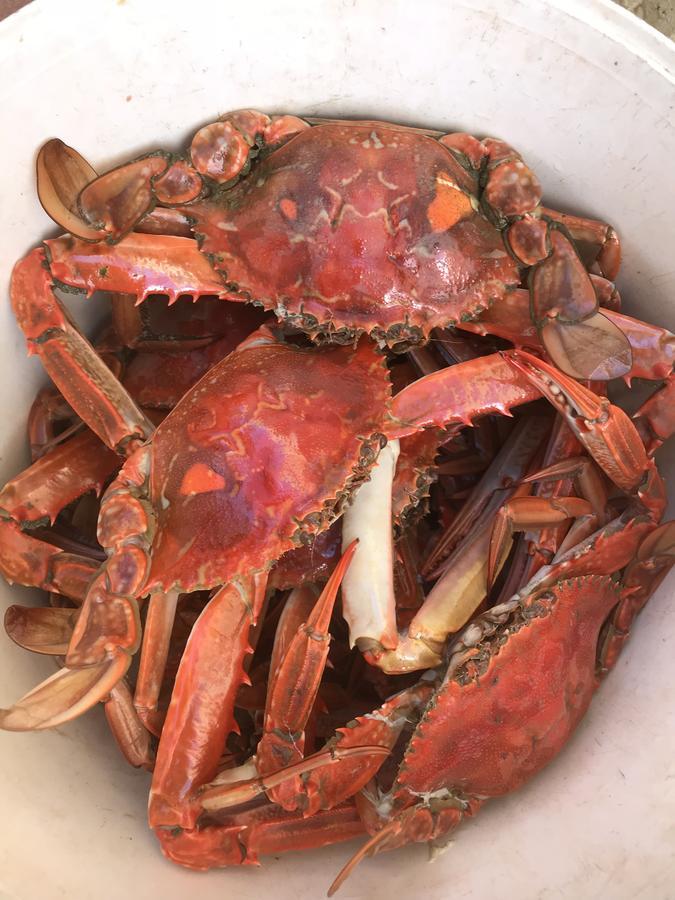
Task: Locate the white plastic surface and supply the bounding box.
[0,1,674,898]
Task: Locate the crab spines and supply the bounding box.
[44,232,229,304]
[388,352,541,439]
[0,429,119,526]
[503,349,648,492]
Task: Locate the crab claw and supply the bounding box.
[530,229,632,380]
[4,605,77,656]
[503,350,648,492]
[539,312,632,381]
[36,139,106,241]
[0,651,130,731]
[78,155,169,241]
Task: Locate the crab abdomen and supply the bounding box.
[396,575,620,800]
[145,336,389,592]
[190,123,519,342]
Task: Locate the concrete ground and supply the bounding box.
[616,0,675,39]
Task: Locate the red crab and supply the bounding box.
[27,109,629,399]
[1,112,675,889]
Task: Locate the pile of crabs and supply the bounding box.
[1,110,674,891]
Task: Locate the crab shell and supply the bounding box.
[115,333,390,593]
[188,122,520,345]
[393,574,622,807]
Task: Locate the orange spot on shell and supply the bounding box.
[180,463,226,496]
[279,197,298,221]
[427,174,473,232]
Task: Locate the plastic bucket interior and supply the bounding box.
[0,1,673,898]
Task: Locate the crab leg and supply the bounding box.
[486,496,594,589]
[503,350,650,492]
[344,417,549,673]
[255,544,358,808]
[539,206,621,279]
[597,520,675,673]
[0,430,119,601]
[5,596,152,764]
[0,429,119,528]
[440,137,630,380]
[463,288,675,382]
[349,350,656,671]
[27,386,79,460]
[523,418,584,572]
[45,233,228,304]
[133,589,179,735]
[341,443,400,652]
[268,583,321,675]
[388,352,542,439]
[421,415,550,578]
[149,573,269,831]
[11,248,153,453]
[197,683,432,819]
[524,454,609,520]
[104,680,153,769]
[150,546,381,833]
[634,373,675,454]
[394,496,523,671]
[0,522,98,604]
[157,801,365,871]
[0,443,154,732]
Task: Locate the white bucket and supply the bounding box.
[0,2,673,897]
